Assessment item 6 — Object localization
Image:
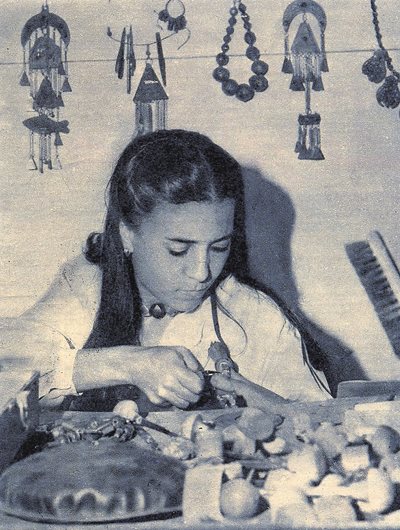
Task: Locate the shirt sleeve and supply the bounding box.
[0,261,95,407]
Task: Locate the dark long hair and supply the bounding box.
[83,129,247,349]
[82,129,330,395]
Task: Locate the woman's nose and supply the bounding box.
[185,253,211,283]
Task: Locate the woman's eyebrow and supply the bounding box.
[166,234,233,244]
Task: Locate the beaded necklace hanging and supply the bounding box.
[362,0,400,114]
[213,0,269,102]
[282,0,328,160]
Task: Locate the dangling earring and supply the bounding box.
[124,248,132,258]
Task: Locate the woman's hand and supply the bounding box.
[210,371,289,409]
[128,345,204,409]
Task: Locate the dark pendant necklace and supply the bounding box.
[213,1,269,102]
[148,303,167,319]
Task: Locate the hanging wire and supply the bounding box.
[2,46,400,67]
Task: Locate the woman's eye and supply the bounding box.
[168,248,189,257]
[211,245,230,253]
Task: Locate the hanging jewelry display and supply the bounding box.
[362,0,400,114]
[107,0,188,96]
[213,0,269,102]
[20,1,71,172]
[133,46,169,137]
[282,0,328,160]
[158,0,186,33]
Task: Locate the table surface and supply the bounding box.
[1,396,400,530]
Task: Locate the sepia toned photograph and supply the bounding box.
[0,0,400,528]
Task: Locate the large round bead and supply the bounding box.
[228,16,237,26]
[221,43,230,53]
[222,78,239,96]
[236,83,254,102]
[244,31,256,45]
[246,46,260,60]
[226,26,234,35]
[213,67,230,82]
[249,74,268,92]
[216,53,229,66]
[229,7,238,16]
[239,3,247,13]
[251,60,268,75]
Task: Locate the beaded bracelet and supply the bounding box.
[213,1,269,102]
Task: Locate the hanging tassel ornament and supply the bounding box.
[282,0,328,159]
[362,0,400,116]
[20,3,71,172]
[133,46,169,137]
[213,1,269,102]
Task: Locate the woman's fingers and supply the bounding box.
[175,346,202,372]
[176,367,204,395]
[210,373,235,391]
[157,387,191,409]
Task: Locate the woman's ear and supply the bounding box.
[119,221,135,254]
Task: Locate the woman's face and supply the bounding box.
[120,199,235,312]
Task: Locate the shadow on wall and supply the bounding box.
[242,166,367,396]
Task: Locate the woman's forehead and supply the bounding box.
[139,199,235,240]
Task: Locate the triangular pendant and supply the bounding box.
[61,77,72,93]
[282,56,293,74]
[19,71,30,87]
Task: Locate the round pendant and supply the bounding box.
[149,303,167,319]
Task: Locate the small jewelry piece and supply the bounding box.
[158,0,187,33]
[282,0,328,160]
[141,302,180,319]
[362,0,400,115]
[213,1,269,102]
[149,303,167,319]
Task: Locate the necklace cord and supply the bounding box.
[370,0,399,79]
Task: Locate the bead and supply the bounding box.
[236,83,254,102]
[246,46,260,60]
[149,303,167,319]
[216,52,229,66]
[229,7,238,16]
[249,74,269,92]
[223,34,231,44]
[228,16,237,26]
[213,66,230,82]
[243,21,252,30]
[222,78,239,96]
[221,43,230,52]
[251,60,268,75]
[226,26,234,35]
[238,3,247,13]
[244,31,256,45]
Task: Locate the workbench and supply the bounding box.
[2,395,400,529]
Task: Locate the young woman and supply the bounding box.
[2,129,330,410]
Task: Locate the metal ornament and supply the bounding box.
[362,0,400,115]
[282,0,328,160]
[133,48,168,137]
[20,2,71,172]
[213,0,269,102]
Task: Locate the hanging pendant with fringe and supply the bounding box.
[20,3,71,172]
[282,0,328,160]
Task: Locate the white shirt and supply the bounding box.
[0,255,329,404]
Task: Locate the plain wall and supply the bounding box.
[1,0,400,381]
